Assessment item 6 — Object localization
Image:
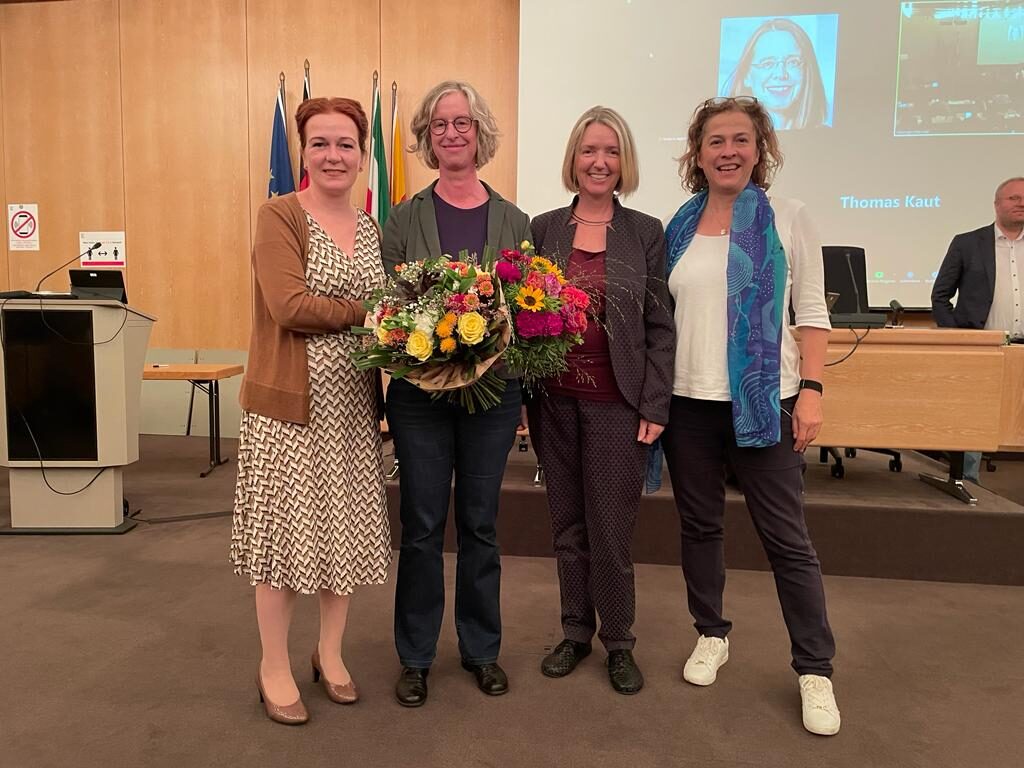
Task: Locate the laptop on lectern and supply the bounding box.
[69,268,127,303]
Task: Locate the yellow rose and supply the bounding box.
[376,324,391,343]
[457,311,487,345]
[405,330,434,361]
[520,240,531,251]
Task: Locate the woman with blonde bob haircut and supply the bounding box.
[382,79,530,708]
[527,105,675,695]
[560,106,640,197]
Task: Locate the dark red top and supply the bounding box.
[545,248,625,403]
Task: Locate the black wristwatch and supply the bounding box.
[799,379,823,395]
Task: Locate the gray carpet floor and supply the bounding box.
[2,436,1023,767]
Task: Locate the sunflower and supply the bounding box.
[531,256,564,281]
[516,285,545,312]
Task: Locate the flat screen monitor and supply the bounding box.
[822,246,869,315]
[69,268,127,303]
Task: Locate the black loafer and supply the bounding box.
[541,639,592,678]
[461,660,509,696]
[607,649,644,695]
[395,666,429,707]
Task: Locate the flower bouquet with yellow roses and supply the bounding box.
[496,241,590,389]
[352,248,511,413]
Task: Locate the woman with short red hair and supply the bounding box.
[231,97,391,725]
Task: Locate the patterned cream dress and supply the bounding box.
[231,209,391,595]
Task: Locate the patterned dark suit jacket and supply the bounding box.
[530,199,676,425]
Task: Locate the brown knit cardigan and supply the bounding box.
[239,193,377,424]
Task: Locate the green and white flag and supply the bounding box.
[365,78,391,226]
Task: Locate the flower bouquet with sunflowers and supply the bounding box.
[495,241,590,390]
[352,248,511,413]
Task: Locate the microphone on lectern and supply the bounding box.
[34,242,102,293]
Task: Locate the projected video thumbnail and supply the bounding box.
[718,14,839,131]
[895,1,1024,136]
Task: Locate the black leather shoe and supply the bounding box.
[461,660,509,696]
[541,639,592,678]
[395,666,429,707]
[607,649,644,695]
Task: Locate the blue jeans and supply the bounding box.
[387,378,521,668]
[963,451,981,482]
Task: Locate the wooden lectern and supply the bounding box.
[0,299,156,533]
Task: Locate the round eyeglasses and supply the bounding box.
[429,117,476,136]
[752,56,805,73]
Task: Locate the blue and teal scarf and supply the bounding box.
[646,182,787,493]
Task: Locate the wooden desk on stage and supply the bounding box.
[143,363,244,476]
[814,328,1006,450]
[811,328,1018,503]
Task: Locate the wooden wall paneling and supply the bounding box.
[245,0,380,241]
[0,11,8,292]
[381,0,520,202]
[120,0,251,349]
[0,0,125,293]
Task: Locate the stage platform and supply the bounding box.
[1,435,1021,585]
[386,439,1024,586]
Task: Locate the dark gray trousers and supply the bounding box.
[661,395,835,677]
[537,393,648,651]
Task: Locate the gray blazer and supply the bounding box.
[530,199,676,425]
[381,180,531,274]
[931,224,996,328]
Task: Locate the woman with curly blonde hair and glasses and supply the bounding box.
[381,80,531,708]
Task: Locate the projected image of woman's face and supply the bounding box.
[744,30,804,121]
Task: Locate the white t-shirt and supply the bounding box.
[668,197,831,401]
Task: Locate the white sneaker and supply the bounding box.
[799,674,841,736]
[682,635,729,686]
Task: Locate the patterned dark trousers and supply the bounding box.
[537,393,648,651]
[661,395,836,677]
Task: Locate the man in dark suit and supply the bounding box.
[931,177,1024,479]
[931,177,1024,332]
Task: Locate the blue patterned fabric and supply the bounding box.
[646,182,786,494]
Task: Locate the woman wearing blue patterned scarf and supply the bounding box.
[660,96,840,736]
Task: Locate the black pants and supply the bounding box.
[661,395,835,677]
[537,394,648,651]
[387,378,521,668]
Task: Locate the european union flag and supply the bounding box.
[268,85,295,197]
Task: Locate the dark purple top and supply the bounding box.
[545,248,625,403]
[433,191,489,259]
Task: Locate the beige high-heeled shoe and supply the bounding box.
[256,670,309,725]
[311,650,359,704]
